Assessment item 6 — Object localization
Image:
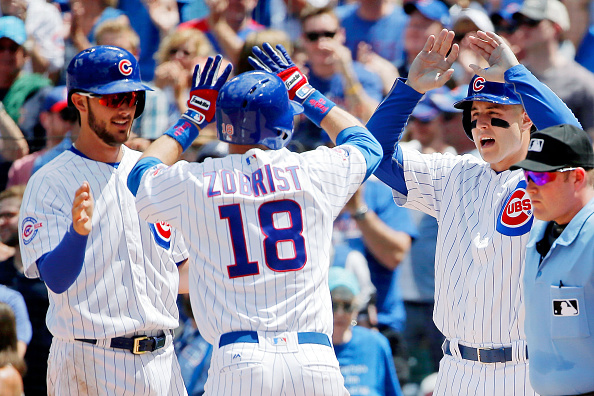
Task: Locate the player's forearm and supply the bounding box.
[354,210,411,270]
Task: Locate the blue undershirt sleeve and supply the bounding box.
[505,65,581,129]
[127,157,163,196]
[37,224,88,294]
[335,125,382,181]
[366,78,424,195]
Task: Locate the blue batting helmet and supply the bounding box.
[216,71,303,150]
[453,74,523,140]
[66,45,153,119]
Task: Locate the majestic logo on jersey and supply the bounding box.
[118,59,133,76]
[331,147,350,161]
[528,138,545,152]
[149,222,172,250]
[473,76,486,92]
[496,180,533,236]
[21,217,42,245]
[553,299,579,316]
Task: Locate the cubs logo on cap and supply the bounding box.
[119,59,133,76]
[150,222,172,250]
[473,77,485,92]
[496,180,533,236]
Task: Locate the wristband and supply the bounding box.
[302,90,336,128]
[164,115,200,151]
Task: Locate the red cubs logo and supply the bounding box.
[118,59,133,76]
[473,76,486,92]
[155,222,171,240]
[501,189,532,227]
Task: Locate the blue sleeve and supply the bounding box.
[37,224,88,294]
[366,78,424,195]
[0,286,32,344]
[335,125,382,181]
[127,157,163,196]
[505,65,581,129]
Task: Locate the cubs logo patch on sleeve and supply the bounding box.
[496,180,533,236]
[21,217,42,245]
[149,222,172,250]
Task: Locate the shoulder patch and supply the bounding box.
[496,180,533,236]
[331,147,350,161]
[21,217,43,245]
[149,222,172,250]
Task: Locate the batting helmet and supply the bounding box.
[453,74,523,140]
[216,71,303,150]
[66,46,152,119]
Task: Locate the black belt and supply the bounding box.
[443,340,527,364]
[219,331,331,348]
[75,333,168,355]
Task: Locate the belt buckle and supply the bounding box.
[477,347,490,363]
[132,335,150,354]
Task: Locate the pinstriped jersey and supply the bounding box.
[134,145,367,345]
[394,149,530,345]
[19,145,188,340]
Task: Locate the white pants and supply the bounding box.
[47,334,187,396]
[205,331,349,396]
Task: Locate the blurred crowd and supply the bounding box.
[1,0,594,395]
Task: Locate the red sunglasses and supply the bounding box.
[79,91,139,108]
[523,167,578,186]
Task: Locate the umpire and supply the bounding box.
[511,124,594,396]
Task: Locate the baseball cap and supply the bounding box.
[42,86,68,113]
[454,74,522,109]
[404,0,451,27]
[491,1,522,28]
[452,7,494,33]
[513,0,570,32]
[411,102,439,122]
[0,16,27,46]
[510,124,594,172]
[328,266,360,299]
[429,85,467,113]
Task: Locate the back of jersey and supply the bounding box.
[135,145,367,344]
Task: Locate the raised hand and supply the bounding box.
[249,43,314,103]
[406,29,459,94]
[182,54,233,129]
[467,31,520,83]
[72,182,94,236]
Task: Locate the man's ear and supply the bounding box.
[573,167,587,188]
[521,110,533,133]
[71,94,87,113]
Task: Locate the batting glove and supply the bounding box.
[249,43,335,128]
[165,54,233,151]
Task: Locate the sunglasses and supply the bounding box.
[305,31,337,41]
[78,91,139,109]
[332,301,355,313]
[523,167,578,186]
[517,17,541,28]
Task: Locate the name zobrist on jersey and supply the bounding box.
[205,164,303,198]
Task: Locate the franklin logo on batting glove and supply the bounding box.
[190,96,211,111]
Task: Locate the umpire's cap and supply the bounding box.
[66,45,153,119]
[453,74,523,140]
[216,71,303,150]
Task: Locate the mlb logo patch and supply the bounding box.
[528,138,544,152]
[553,299,579,316]
[273,337,287,345]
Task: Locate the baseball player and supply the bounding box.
[366,30,580,395]
[127,46,382,395]
[18,46,189,395]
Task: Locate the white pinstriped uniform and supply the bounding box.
[394,148,536,396]
[134,144,367,396]
[19,145,188,396]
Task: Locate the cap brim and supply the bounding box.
[510,159,564,172]
[290,100,303,115]
[85,79,153,94]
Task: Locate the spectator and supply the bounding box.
[236,28,293,74]
[329,266,403,396]
[510,124,594,395]
[334,0,405,95]
[95,19,170,142]
[403,99,455,155]
[0,184,51,395]
[179,0,264,65]
[295,6,383,151]
[0,284,31,358]
[0,0,65,78]
[0,301,26,395]
[512,0,594,138]
[68,0,128,53]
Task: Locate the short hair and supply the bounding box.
[236,29,294,75]
[155,29,213,65]
[95,19,140,53]
[102,0,118,8]
[587,169,594,187]
[0,303,17,353]
[299,6,340,27]
[0,185,26,203]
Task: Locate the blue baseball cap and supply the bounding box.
[411,102,439,122]
[453,75,522,109]
[404,0,451,27]
[0,16,27,46]
[429,85,468,113]
[328,266,360,297]
[42,86,68,113]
